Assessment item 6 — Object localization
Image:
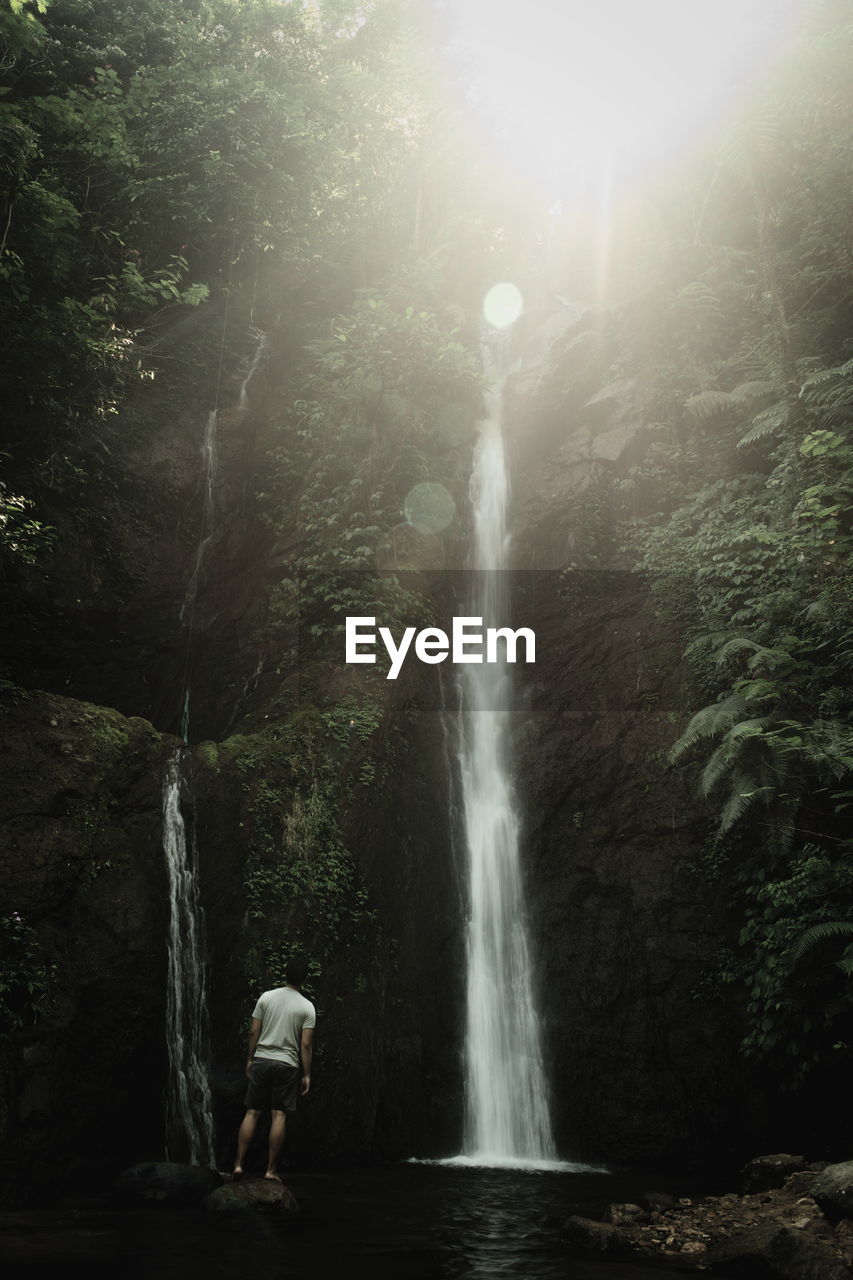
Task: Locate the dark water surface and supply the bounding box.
[2,1163,701,1278]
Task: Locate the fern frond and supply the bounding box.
[699,719,772,797]
[686,390,733,418]
[672,282,723,319]
[718,785,758,832]
[729,380,775,403]
[790,920,853,963]
[737,402,789,448]
[799,359,853,427]
[688,380,774,420]
[727,716,773,741]
[700,740,736,796]
[716,636,763,665]
[670,692,748,762]
[685,631,736,661]
[800,357,853,395]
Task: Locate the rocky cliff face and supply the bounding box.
[500,309,750,1163]
[0,679,464,1199]
[0,296,781,1199]
[0,685,169,1196]
[516,579,737,1162]
[0,289,468,1198]
[0,294,281,742]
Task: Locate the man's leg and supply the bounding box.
[265,1109,286,1180]
[234,1108,262,1176]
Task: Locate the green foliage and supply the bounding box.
[2,0,475,545]
[243,767,376,993]
[733,849,853,1081]
[670,623,853,848]
[235,693,386,997]
[304,291,478,402]
[791,920,853,977]
[320,696,384,747]
[0,911,56,1036]
[609,4,853,1085]
[0,480,54,561]
[267,285,479,579]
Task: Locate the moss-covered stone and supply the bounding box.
[0,687,170,1202]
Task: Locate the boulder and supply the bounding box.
[709,1223,852,1279]
[205,1178,299,1215]
[559,1215,633,1260]
[743,1154,808,1193]
[590,423,639,462]
[116,1161,222,1207]
[812,1162,853,1223]
[606,1202,648,1226]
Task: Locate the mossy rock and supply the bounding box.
[116,1161,222,1207]
[194,740,220,770]
[205,1178,299,1215]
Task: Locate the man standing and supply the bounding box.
[233,953,315,1181]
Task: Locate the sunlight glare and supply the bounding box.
[449,0,801,192]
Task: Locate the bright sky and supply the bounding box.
[445,0,803,195]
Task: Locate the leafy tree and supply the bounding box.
[601,2,853,1083]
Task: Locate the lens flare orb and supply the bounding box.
[483,283,523,330]
[403,482,457,534]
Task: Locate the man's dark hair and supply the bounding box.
[285,953,309,987]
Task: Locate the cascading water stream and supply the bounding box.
[162,393,219,1166]
[179,330,266,636]
[179,407,218,633]
[457,357,556,1165]
[238,328,268,412]
[163,752,216,1167]
[161,325,267,1165]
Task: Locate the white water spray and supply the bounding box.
[163,753,216,1167]
[457,363,556,1164]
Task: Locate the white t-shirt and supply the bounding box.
[252,986,316,1068]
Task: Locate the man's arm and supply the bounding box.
[245,1017,262,1078]
[300,1027,314,1095]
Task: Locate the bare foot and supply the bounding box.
[232,1166,243,1180]
[264,1170,282,1182]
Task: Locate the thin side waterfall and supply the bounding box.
[161,326,266,1164]
[238,329,268,412]
[163,394,219,1164]
[179,408,218,629]
[163,752,216,1167]
[179,331,267,644]
[458,366,556,1164]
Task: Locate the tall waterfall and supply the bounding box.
[458,366,556,1164]
[163,752,216,1167]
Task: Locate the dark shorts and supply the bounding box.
[244,1059,300,1113]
